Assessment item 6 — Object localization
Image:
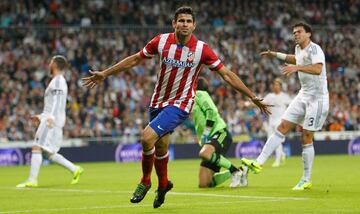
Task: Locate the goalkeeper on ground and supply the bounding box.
[192,77,248,188]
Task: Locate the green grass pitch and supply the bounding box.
[1,155,359,213]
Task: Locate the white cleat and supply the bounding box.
[229,171,242,188]
[239,166,248,187]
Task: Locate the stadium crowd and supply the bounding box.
[0,1,359,143]
[1,0,360,27]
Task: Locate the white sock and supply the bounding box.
[256,131,285,165]
[28,152,42,183]
[274,144,284,164]
[49,153,77,173]
[301,144,314,182]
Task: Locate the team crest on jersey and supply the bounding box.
[187,52,195,61]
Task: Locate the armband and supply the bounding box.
[276,52,287,60]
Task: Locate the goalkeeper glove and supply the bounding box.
[200,127,211,145]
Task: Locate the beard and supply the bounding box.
[49,67,55,77]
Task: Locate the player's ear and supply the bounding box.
[172,19,176,29]
[53,62,59,70]
[307,32,311,39]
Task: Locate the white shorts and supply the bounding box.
[282,93,329,131]
[34,121,63,153]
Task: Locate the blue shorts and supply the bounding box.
[149,105,189,137]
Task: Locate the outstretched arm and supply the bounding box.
[216,66,272,115]
[260,50,296,64]
[82,52,144,88]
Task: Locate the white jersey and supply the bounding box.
[295,41,328,96]
[263,92,292,126]
[40,74,68,127]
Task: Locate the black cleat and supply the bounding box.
[153,181,173,208]
[130,183,151,203]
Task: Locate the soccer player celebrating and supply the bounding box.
[242,22,329,190]
[193,77,248,188]
[262,78,292,167]
[17,56,83,188]
[82,6,271,208]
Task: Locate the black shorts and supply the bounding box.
[200,129,233,172]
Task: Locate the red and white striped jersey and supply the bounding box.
[139,33,223,113]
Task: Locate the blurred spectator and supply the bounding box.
[329,117,344,132]
[1,0,360,27]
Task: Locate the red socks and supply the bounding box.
[140,148,170,189]
[140,148,155,186]
[154,152,169,189]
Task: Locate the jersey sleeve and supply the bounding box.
[51,77,66,94]
[50,77,66,118]
[200,43,224,71]
[310,45,325,65]
[196,91,217,122]
[139,34,161,59]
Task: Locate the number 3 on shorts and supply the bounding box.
[308,117,314,126]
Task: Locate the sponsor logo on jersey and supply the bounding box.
[162,57,194,68]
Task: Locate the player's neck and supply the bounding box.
[175,33,192,45]
[300,39,311,49]
[51,70,62,77]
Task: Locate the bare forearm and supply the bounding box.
[103,53,143,77]
[221,70,256,99]
[295,64,322,75]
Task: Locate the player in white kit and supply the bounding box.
[16,55,83,188]
[263,78,292,167]
[242,22,329,190]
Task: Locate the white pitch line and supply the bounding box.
[168,191,307,201]
[2,187,308,201]
[0,204,151,214]
[0,200,297,214]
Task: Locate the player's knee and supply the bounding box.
[32,146,42,153]
[198,180,211,188]
[155,144,167,151]
[199,150,212,161]
[198,183,208,188]
[277,123,289,135]
[155,147,168,157]
[301,132,313,144]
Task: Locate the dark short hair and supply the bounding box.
[197,77,209,91]
[174,6,195,22]
[292,22,312,34]
[52,55,69,70]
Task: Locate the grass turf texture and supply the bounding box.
[0,155,359,213]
